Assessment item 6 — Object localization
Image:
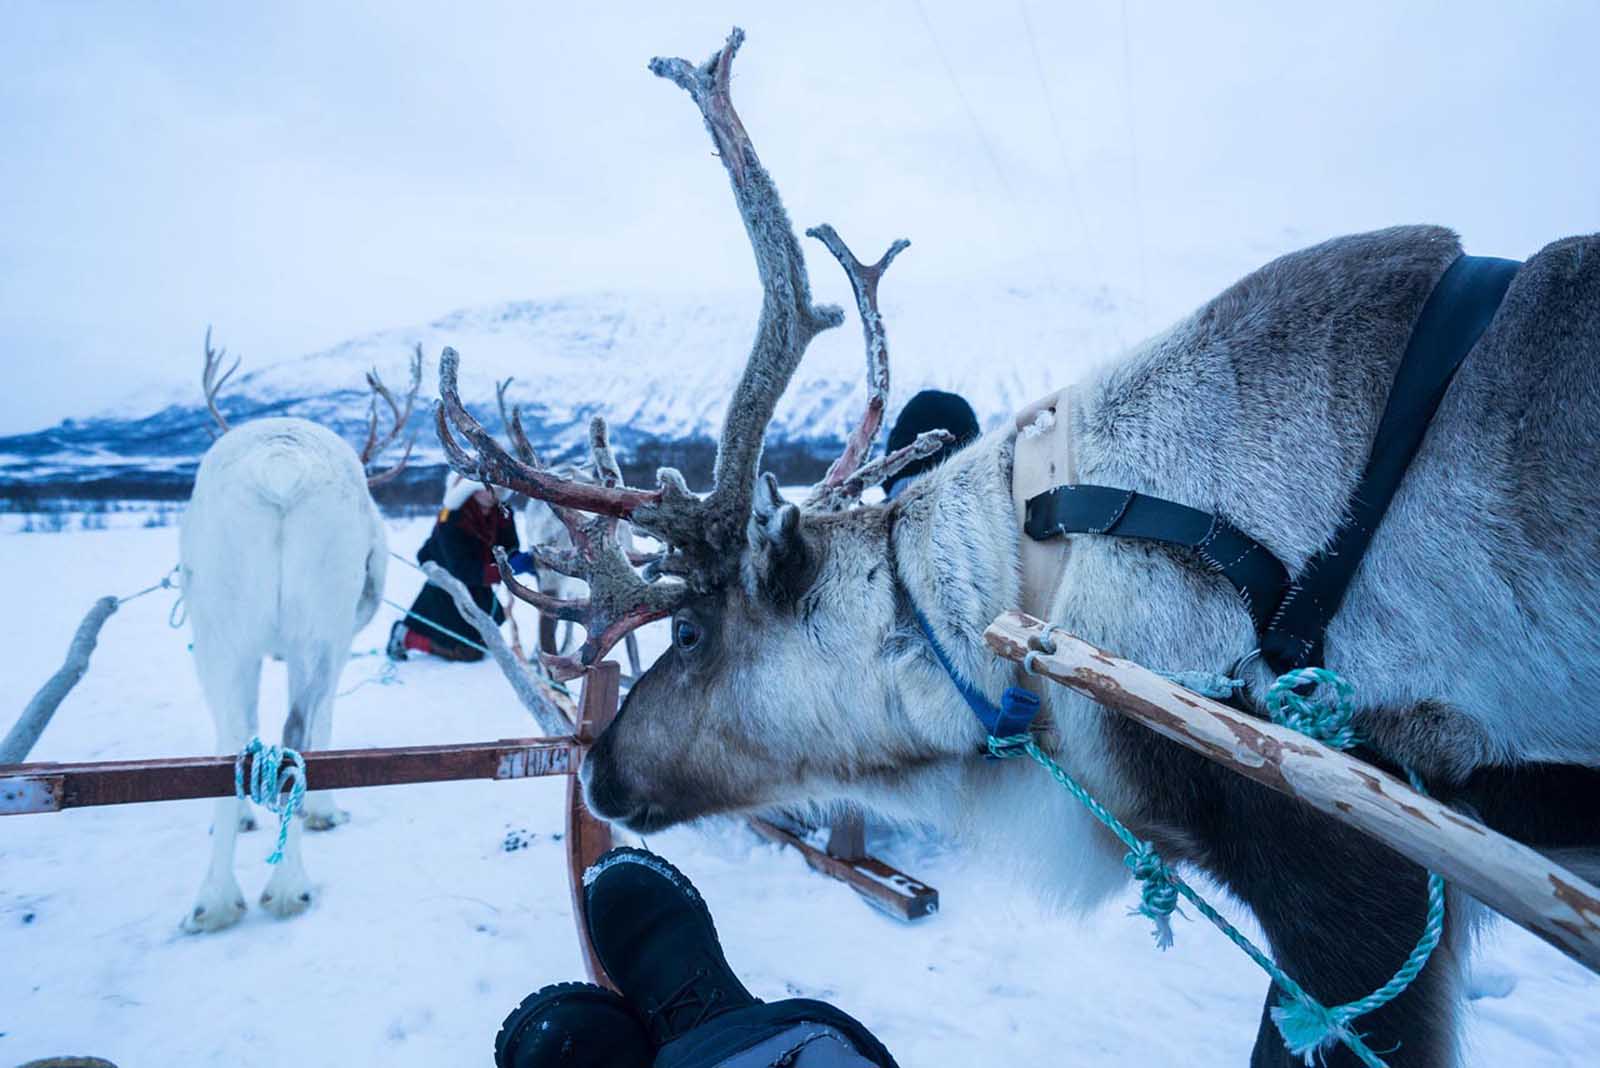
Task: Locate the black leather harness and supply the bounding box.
[1023,253,1522,675]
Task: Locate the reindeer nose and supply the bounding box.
[580,733,637,823]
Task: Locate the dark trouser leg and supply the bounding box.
[702,1024,883,1068]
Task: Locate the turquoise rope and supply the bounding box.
[384,550,574,698]
[1001,656,1447,1067]
[234,738,306,864]
[382,596,493,657]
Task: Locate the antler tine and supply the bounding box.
[437,347,662,519]
[494,541,683,681]
[361,344,423,461]
[362,344,423,486]
[364,437,414,488]
[493,376,541,467]
[807,428,953,513]
[803,225,910,509]
[641,28,845,566]
[201,325,241,437]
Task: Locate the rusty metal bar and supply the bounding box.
[749,817,940,922]
[567,661,621,991]
[0,737,574,816]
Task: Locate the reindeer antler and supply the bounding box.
[201,326,241,437]
[435,27,852,670]
[799,227,953,513]
[362,344,422,487]
[493,420,686,680]
[633,29,844,566]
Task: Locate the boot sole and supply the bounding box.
[494,980,621,1068]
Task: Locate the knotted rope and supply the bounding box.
[117,564,187,627]
[1008,628,1447,1067]
[234,738,306,864]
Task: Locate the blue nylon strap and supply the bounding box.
[911,605,1040,738]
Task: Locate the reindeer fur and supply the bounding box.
[589,227,1600,1066]
[179,417,386,932]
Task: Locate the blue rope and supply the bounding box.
[234,738,306,864]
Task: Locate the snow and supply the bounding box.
[3,522,1598,1066]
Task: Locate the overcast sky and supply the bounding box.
[3,1,1597,433]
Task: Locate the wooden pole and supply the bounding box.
[2,596,119,765]
[0,738,573,815]
[984,610,1600,976]
[565,661,620,991]
[421,561,572,736]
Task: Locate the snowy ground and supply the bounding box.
[3,520,1597,1066]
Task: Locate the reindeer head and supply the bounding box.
[438,29,959,831]
[200,327,422,489]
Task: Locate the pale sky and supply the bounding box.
[3,1,1597,432]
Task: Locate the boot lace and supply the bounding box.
[646,967,725,1037]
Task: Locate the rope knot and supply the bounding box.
[1270,995,1356,1060]
[985,733,1032,759]
[234,738,307,864]
[1124,843,1179,949]
[1265,667,1360,750]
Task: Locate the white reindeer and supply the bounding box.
[178,332,417,932]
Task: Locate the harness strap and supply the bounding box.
[1261,253,1521,669]
[1025,485,1290,636]
[1021,252,1521,674]
[909,604,1040,738]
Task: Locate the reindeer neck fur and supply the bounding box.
[878,430,1138,909]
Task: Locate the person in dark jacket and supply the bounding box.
[880,388,981,500]
[387,476,524,662]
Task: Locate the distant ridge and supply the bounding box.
[0,280,1129,509]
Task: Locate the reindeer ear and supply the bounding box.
[745,473,811,604]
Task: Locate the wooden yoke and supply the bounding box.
[565,661,620,990]
[985,610,1600,976]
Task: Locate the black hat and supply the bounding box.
[882,389,981,496]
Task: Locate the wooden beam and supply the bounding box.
[749,816,939,922]
[566,661,621,991]
[0,738,573,815]
[985,609,1600,976]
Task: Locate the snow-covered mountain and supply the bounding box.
[0,278,1134,504]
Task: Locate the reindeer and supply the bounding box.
[437,30,1600,1067]
[178,332,418,932]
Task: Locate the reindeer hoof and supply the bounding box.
[260,884,314,919]
[302,807,349,832]
[181,893,247,934]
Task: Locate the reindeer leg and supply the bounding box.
[298,675,348,832]
[1217,783,1466,1068]
[261,648,334,918]
[183,646,258,933]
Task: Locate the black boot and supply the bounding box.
[385,620,409,662]
[494,981,653,1068]
[584,848,758,1047]
[584,848,899,1068]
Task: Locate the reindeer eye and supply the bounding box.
[673,617,703,651]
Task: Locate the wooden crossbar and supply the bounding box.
[0,738,574,815]
[985,609,1600,976]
